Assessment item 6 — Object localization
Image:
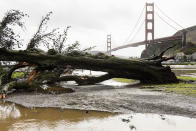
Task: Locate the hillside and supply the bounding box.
[141,41,196,58]
[141,25,196,58]
[174,25,196,44]
[141,40,182,58]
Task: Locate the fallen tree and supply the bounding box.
[0,46,178,86]
[0,10,178,98]
[0,47,178,98]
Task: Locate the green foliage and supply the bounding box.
[52,26,71,53]
[113,78,136,83]
[0,81,16,94]
[47,49,57,55]
[64,41,96,57]
[179,42,196,55]
[65,41,80,53]
[26,48,45,54]
[82,46,96,52]
[91,52,110,59]
[0,65,6,85]
[66,50,86,56]
[0,65,5,75]
[27,12,58,50]
[64,41,95,56]
[11,72,25,79]
[0,10,27,49]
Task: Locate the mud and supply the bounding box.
[4,81,196,118]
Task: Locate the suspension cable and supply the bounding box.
[128,19,145,43]
[123,5,145,43]
[155,12,179,31]
[155,4,184,29]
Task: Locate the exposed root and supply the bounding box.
[26,70,39,84]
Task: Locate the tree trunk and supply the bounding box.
[0,48,178,84]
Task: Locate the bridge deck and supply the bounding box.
[110,35,182,52]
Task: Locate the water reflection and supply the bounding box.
[0,102,20,120]
[0,101,114,131]
[0,101,196,131]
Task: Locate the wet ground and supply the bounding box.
[4,79,196,118]
[1,68,196,130]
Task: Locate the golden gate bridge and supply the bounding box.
[106,3,187,55]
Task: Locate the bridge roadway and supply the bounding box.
[110,35,182,52]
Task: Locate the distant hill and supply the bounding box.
[174,25,196,44]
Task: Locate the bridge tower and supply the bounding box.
[145,3,154,49]
[107,34,112,55]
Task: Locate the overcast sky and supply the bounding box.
[1,0,196,57]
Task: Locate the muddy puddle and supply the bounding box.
[0,101,196,131]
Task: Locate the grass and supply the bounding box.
[114,76,196,97]
[11,72,25,79]
[164,87,196,96]
[142,82,196,97]
[177,76,196,81]
[113,78,136,83]
[155,83,196,88]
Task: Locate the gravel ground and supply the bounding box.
[4,81,196,118]
[5,85,196,118]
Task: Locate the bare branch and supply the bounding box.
[26,12,58,50]
[145,44,176,61]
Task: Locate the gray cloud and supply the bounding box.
[0,0,196,56]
